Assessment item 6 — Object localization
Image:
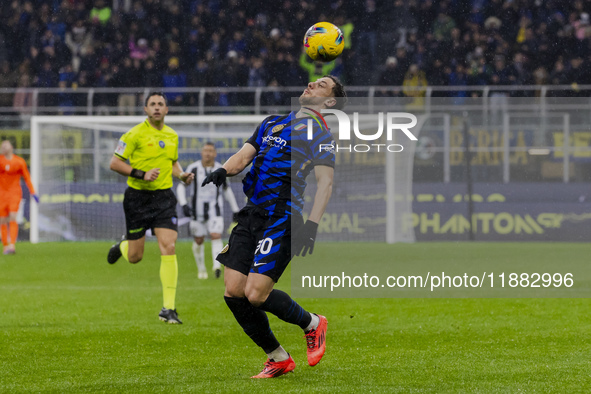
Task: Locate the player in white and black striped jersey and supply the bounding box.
[177,143,240,279]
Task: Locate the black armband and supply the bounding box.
[130,168,146,180]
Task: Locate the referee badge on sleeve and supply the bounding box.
[115,141,126,155]
[220,244,229,254]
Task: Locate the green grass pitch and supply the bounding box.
[1,242,590,392]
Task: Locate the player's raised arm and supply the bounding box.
[202,143,257,187]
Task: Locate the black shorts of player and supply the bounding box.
[217,206,304,282]
[123,187,178,240]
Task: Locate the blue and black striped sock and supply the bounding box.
[260,289,312,330]
[224,296,280,353]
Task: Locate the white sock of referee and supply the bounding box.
[192,242,206,274]
[211,238,223,270]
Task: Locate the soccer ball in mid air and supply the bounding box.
[303,22,344,62]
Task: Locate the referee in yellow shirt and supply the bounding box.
[107,92,194,324]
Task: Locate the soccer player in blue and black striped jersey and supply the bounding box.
[203,75,346,378]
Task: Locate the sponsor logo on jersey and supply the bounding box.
[129,227,144,234]
[159,141,165,148]
[262,135,287,148]
[272,124,285,133]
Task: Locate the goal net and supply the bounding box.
[30,112,434,243]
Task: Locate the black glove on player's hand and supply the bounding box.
[293,221,318,257]
[182,205,193,217]
[202,168,227,187]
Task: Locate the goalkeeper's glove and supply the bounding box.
[182,205,193,217]
[32,194,39,203]
[292,220,318,257]
[202,168,227,187]
[232,212,239,222]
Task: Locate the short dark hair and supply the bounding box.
[324,75,347,110]
[144,92,168,106]
[204,141,216,148]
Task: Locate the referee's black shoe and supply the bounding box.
[107,238,124,264]
[159,308,183,324]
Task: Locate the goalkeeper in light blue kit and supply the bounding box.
[203,76,347,378]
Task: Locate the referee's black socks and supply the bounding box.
[224,296,280,353]
[259,289,312,330]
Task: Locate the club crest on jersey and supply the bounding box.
[159,141,165,148]
[272,124,285,134]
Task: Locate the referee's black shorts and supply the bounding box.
[123,187,178,240]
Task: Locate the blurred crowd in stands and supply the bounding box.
[2,0,591,113]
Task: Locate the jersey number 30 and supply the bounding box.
[255,238,273,255]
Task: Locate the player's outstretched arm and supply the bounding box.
[109,155,160,181]
[202,143,257,187]
[223,143,257,176]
